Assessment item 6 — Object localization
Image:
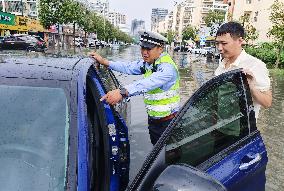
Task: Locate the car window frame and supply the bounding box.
[127,69,253,191]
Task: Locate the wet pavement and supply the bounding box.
[1,46,283,190]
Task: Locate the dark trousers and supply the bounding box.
[148,117,173,145]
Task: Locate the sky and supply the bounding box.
[108,0,184,30]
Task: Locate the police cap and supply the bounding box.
[138,30,168,49]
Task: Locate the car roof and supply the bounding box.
[0,57,90,81]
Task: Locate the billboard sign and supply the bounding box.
[0,11,15,26]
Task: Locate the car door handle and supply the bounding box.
[239,153,262,171]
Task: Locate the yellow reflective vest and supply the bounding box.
[143,53,180,118]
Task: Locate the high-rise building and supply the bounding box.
[151,8,168,31]
[108,11,126,27]
[88,0,109,18]
[169,0,228,41]
[172,0,195,41]
[131,19,145,37]
[227,0,280,42]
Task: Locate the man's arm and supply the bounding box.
[250,88,272,109]
[243,69,272,108]
[101,63,177,105]
[90,52,109,66]
[124,63,177,96]
[90,51,142,75]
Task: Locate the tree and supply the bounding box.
[239,14,259,45]
[204,10,225,27]
[166,30,176,45]
[38,0,64,29]
[268,0,284,68]
[182,26,198,42]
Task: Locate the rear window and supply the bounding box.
[0,85,69,190]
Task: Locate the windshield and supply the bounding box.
[0,85,69,190]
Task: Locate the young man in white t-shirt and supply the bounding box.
[215,22,272,118]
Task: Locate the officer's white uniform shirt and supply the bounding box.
[214,49,270,118]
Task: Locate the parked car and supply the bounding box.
[206,47,221,61]
[173,45,189,52]
[75,37,84,47]
[87,38,96,48]
[0,57,268,191]
[0,35,45,52]
[191,47,203,54]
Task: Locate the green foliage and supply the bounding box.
[269,69,284,75]
[38,0,63,28]
[244,43,284,68]
[182,26,198,41]
[204,10,225,27]
[239,15,259,44]
[163,30,176,44]
[268,0,284,41]
[38,0,133,43]
[268,0,284,68]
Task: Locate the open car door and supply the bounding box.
[77,62,130,191]
[127,69,268,191]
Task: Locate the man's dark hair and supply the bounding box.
[216,22,245,39]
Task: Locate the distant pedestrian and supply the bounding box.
[90,30,180,145]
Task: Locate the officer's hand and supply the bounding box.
[100,89,122,105]
[242,69,256,89]
[90,52,109,67]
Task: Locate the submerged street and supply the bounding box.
[97,45,284,190]
[1,45,283,190]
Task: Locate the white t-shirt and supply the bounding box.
[215,50,270,118]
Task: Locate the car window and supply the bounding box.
[165,72,249,167]
[96,65,119,91]
[0,85,69,190]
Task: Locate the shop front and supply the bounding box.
[27,18,46,38]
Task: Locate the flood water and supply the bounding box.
[1,46,283,190]
[97,45,284,190]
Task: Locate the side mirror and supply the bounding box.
[153,164,227,191]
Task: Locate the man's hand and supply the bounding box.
[90,52,109,67]
[100,89,122,105]
[242,69,256,88]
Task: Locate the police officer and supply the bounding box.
[90,30,180,145]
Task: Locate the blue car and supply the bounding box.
[0,57,267,191]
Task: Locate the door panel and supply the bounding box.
[207,131,267,191]
[87,67,130,191]
[164,70,267,190]
[128,69,267,191]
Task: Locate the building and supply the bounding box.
[131,19,145,37]
[88,0,109,18]
[171,0,196,41]
[108,11,126,27]
[1,0,38,18]
[151,8,168,31]
[227,0,281,42]
[169,0,227,41]
[118,23,130,34]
